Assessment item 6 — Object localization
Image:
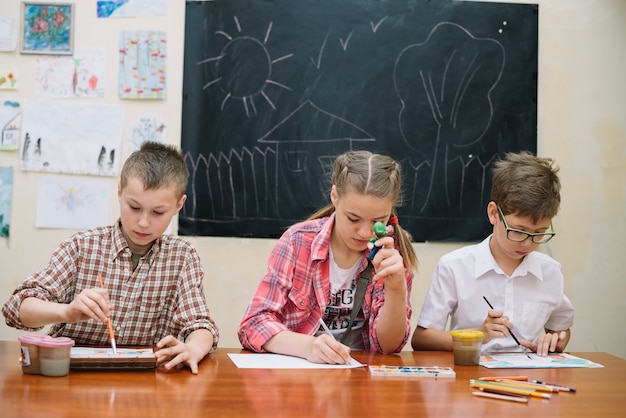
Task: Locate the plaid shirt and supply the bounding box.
[238,214,413,353]
[2,221,219,350]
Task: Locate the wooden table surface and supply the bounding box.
[1,341,624,418]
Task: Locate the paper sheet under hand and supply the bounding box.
[227,353,364,369]
[480,352,603,369]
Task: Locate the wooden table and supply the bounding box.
[1,341,624,418]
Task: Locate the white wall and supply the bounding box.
[1,0,624,359]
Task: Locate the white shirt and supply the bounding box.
[315,247,365,350]
[417,236,574,352]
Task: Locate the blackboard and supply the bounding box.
[180,0,538,242]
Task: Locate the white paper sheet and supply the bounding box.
[228,353,365,369]
[0,17,17,51]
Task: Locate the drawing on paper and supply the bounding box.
[35,48,106,98]
[97,0,166,18]
[0,166,13,237]
[36,174,110,230]
[71,347,154,358]
[21,100,123,176]
[0,69,18,90]
[127,114,166,151]
[118,30,167,99]
[0,100,21,150]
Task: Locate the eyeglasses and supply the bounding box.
[497,205,555,244]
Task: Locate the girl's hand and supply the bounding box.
[369,236,406,292]
[307,333,352,365]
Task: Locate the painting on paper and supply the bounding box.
[21,100,124,176]
[20,2,75,55]
[0,68,18,90]
[97,0,166,18]
[35,48,106,98]
[118,30,167,99]
[36,174,110,230]
[0,166,13,237]
[127,114,166,151]
[0,100,20,150]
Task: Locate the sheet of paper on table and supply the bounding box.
[227,353,365,369]
[480,352,604,369]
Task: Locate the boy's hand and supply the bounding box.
[154,335,197,373]
[154,333,213,374]
[65,288,112,324]
[479,309,514,343]
[521,330,568,357]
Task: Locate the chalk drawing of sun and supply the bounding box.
[198,17,294,117]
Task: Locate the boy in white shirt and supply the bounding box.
[412,151,573,356]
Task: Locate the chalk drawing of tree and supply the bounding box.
[394,22,504,214]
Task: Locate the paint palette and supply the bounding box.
[369,365,456,378]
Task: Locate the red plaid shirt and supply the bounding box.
[2,221,219,349]
[238,214,413,353]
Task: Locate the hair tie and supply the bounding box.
[389,215,399,226]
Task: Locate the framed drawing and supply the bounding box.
[20,2,75,55]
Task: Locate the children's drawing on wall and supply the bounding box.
[127,114,166,151]
[0,17,18,51]
[0,68,18,90]
[20,100,124,176]
[36,174,110,230]
[118,30,167,100]
[181,0,538,241]
[0,100,20,150]
[0,166,12,237]
[35,48,106,98]
[97,0,166,18]
[20,2,75,55]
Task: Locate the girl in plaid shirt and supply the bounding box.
[239,150,418,364]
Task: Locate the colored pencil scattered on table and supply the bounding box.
[470,379,551,399]
[470,377,577,402]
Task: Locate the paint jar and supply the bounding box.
[451,330,484,366]
[18,334,75,376]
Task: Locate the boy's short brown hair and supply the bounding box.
[491,151,561,222]
[120,142,189,199]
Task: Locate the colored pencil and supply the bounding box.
[470,380,551,399]
[319,319,335,339]
[531,380,576,393]
[479,375,528,381]
[472,390,529,403]
[495,379,559,392]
